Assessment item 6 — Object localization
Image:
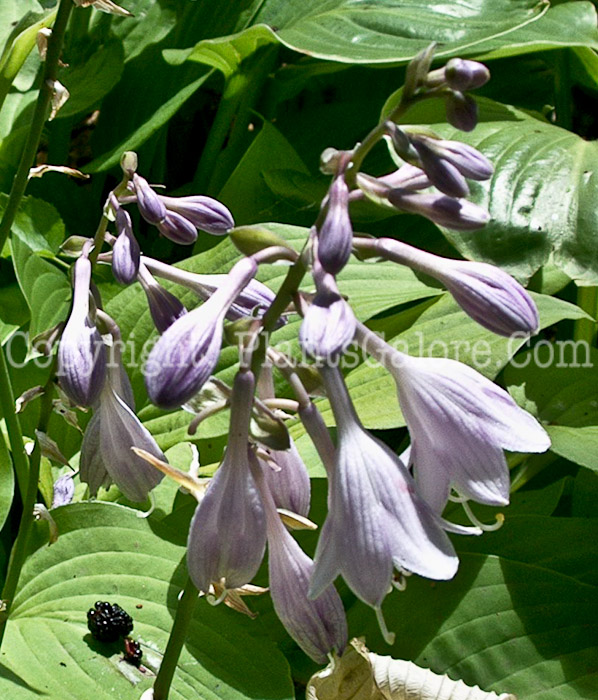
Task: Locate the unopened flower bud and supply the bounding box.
[299,264,356,360]
[410,137,469,198]
[445,58,490,91]
[120,151,138,177]
[388,189,489,230]
[112,208,140,284]
[138,264,187,333]
[57,255,106,407]
[445,91,478,132]
[318,176,353,276]
[157,211,198,245]
[415,136,493,182]
[132,174,166,225]
[158,195,234,235]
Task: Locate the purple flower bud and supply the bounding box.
[310,367,458,635]
[132,173,166,225]
[80,364,165,502]
[52,473,75,508]
[145,257,258,409]
[410,136,470,198]
[57,255,106,407]
[378,164,431,191]
[187,370,266,593]
[445,58,490,91]
[299,267,356,360]
[445,91,478,132]
[435,259,539,336]
[418,137,493,181]
[112,208,140,284]
[388,189,489,230]
[157,211,198,245]
[138,264,187,334]
[318,176,353,275]
[158,195,234,235]
[252,458,347,663]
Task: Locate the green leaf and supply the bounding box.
[314,291,587,431]
[0,503,294,699]
[1,194,66,256]
[10,236,70,339]
[392,97,598,285]
[505,345,598,471]
[249,0,548,64]
[0,428,14,532]
[164,24,277,78]
[349,553,598,699]
[57,39,125,119]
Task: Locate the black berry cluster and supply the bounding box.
[87,601,134,643]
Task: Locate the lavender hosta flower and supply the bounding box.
[445,91,478,132]
[52,473,75,508]
[444,58,490,91]
[309,367,458,635]
[57,255,106,407]
[157,210,198,245]
[187,369,266,593]
[435,259,539,336]
[138,264,187,334]
[112,208,140,284]
[145,256,258,409]
[420,137,494,182]
[388,189,489,230]
[259,440,311,518]
[158,194,234,235]
[318,175,353,275]
[251,457,347,663]
[80,364,165,503]
[299,264,356,360]
[386,351,550,513]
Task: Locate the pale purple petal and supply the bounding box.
[260,439,311,517]
[158,194,234,235]
[318,176,353,275]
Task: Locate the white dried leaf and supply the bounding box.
[307,639,516,700]
[72,0,133,17]
[29,164,90,180]
[47,79,69,120]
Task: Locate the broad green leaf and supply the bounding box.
[250,0,548,64]
[390,97,598,285]
[0,503,294,699]
[505,345,598,471]
[1,194,65,255]
[100,0,177,62]
[10,236,71,339]
[0,428,14,532]
[313,292,587,430]
[475,1,598,58]
[349,553,598,699]
[456,515,598,585]
[164,24,277,78]
[57,39,125,119]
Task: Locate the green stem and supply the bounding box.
[0,367,54,648]
[573,286,598,346]
[553,49,572,131]
[0,0,73,255]
[153,576,198,700]
[0,346,29,502]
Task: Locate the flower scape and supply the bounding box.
[48,46,551,667]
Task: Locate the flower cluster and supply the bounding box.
[54,47,550,663]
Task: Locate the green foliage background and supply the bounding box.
[0,1,597,697]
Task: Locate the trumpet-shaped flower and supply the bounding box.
[80,357,165,502]
[251,457,347,663]
[57,254,106,406]
[259,439,311,518]
[145,257,258,408]
[187,369,266,593]
[138,264,187,333]
[388,189,489,230]
[388,351,550,513]
[309,367,458,634]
